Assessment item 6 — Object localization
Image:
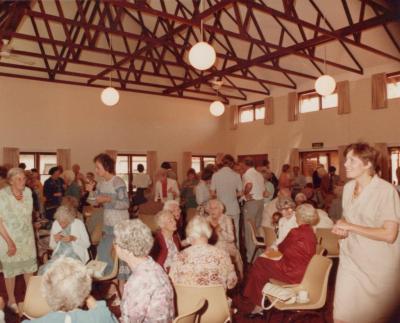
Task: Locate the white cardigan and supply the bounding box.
[154,178,180,203]
[50,218,90,264]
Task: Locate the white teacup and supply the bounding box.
[296,290,309,303]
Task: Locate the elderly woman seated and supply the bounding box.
[163,200,184,238]
[270,197,297,249]
[38,206,90,275]
[23,257,117,322]
[243,204,318,318]
[169,216,237,290]
[151,210,181,272]
[114,219,174,322]
[206,199,243,279]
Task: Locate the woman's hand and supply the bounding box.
[86,295,97,309]
[86,182,95,192]
[62,235,77,243]
[54,233,63,242]
[332,220,349,238]
[96,195,111,204]
[7,240,16,257]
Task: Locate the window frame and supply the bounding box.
[298,89,338,114]
[386,71,400,100]
[191,155,216,173]
[19,151,57,183]
[239,101,265,123]
[116,153,147,194]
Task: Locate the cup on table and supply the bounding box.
[296,290,309,303]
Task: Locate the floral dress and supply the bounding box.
[121,257,174,323]
[169,244,237,290]
[0,187,37,278]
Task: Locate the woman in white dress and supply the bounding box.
[332,143,400,323]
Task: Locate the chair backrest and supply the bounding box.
[22,276,52,319]
[90,221,103,246]
[174,284,230,323]
[299,255,332,309]
[138,213,159,233]
[246,219,264,246]
[94,250,119,281]
[173,298,206,323]
[262,226,277,248]
[316,228,340,257]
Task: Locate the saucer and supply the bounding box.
[296,297,310,304]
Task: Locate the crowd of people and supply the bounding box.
[0,142,398,322]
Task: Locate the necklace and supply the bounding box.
[11,188,23,201]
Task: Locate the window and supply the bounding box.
[387,72,400,99]
[239,104,265,123]
[116,154,147,193]
[191,155,216,173]
[299,91,338,113]
[390,147,400,185]
[19,152,57,183]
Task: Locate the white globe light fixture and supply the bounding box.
[101,33,120,107]
[209,100,225,117]
[314,15,336,97]
[189,41,216,71]
[101,86,120,106]
[315,75,336,96]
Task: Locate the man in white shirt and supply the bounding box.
[242,158,265,263]
[210,154,243,244]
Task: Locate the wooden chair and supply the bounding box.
[92,251,121,299]
[173,298,206,323]
[247,220,265,263]
[316,228,340,257]
[19,276,52,319]
[174,284,231,323]
[138,213,159,233]
[262,226,277,248]
[263,255,333,322]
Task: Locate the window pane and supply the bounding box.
[255,106,265,120]
[203,157,216,168]
[322,93,338,109]
[240,109,254,123]
[387,81,400,99]
[132,156,147,174]
[191,157,201,173]
[40,154,57,184]
[19,154,35,170]
[300,96,319,113]
[391,150,400,185]
[116,156,129,174]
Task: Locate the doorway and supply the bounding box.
[300,150,339,176]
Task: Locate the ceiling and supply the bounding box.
[0,0,399,103]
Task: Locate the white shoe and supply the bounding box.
[8,303,19,314]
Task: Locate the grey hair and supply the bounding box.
[41,257,91,312]
[54,205,76,225]
[156,210,174,228]
[114,219,154,257]
[163,200,179,211]
[63,170,75,183]
[294,193,307,204]
[186,216,212,240]
[295,203,319,225]
[206,199,225,212]
[7,167,25,181]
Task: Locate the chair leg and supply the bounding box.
[250,246,263,263]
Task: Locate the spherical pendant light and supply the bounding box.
[315,74,336,96]
[188,41,216,71]
[209,100,225,117]
[101,86,120,106]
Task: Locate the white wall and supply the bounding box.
[226,73,400,173]
[0,77,234,179]
[1,65,400,178]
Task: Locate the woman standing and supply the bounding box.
[333,143,400,323]
[86,154,130,292]
[0,168,37,312]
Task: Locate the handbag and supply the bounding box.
[261,282,296,310]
